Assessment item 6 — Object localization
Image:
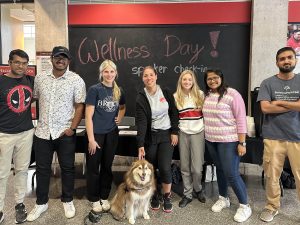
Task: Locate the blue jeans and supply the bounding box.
[205,140,248,204]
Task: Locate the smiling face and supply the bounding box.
[51,54,70,72]
[101,65,117,86]
[181,73,194,92]
[9,55,28,77]
[206,72,221,92]
[131,160,153,185]
[276,50,297,73]
[142,67,157,89]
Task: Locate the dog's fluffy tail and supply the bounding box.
[110,182,127,221]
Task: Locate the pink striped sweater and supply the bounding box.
[202,88,247,142]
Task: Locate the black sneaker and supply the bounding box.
[163,193,173,213]
[15,203,27,224]
[196,189,206,203]
[179,196,192,208]
[86,210,102,223]
[150,193,160,210]
[0,211,4,224]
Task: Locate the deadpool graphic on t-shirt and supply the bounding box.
[7,85,32,113]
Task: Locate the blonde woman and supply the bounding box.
[174,70,206,208]
[85,59,126,213]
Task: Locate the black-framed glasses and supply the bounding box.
[52,56,69,61]
[207,76,220,82]
[10,61,28,67]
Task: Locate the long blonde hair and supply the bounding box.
[174,70,204,109]
[99,59,121,101]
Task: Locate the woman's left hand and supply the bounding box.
[237,144,246,157]
[115,117,121,125]
[171,134,178,146]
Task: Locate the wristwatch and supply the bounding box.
[70,128,76,133]
[239,142,246,147]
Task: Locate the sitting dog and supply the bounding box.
[110,159,155,224]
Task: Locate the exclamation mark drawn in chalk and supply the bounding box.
[210,31,220,58]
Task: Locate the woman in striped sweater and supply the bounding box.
[174,70,206,208]
[202,68,251,223]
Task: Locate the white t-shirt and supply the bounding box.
[145,86,171,130]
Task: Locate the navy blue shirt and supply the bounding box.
[85,83,125,134]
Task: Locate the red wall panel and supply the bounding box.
[68,1,300,25]
[288,1,300,22]
[68,2,251,25]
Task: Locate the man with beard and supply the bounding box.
[0,49,34,224]
[258,47,300,222]
[27,46,86,222]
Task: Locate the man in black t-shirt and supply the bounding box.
[0,49,34,224]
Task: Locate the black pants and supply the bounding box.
[146,130,174,184]
[34,134,76,204]
[86,128,119,202]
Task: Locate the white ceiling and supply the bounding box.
[2,3,35,22]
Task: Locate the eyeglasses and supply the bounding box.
[11,61,28,67]
[207,76,220,82]
[52,56,69,61]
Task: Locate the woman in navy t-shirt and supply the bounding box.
[85,59,126,213]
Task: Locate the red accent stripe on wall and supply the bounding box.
[68,2,251,25]
[289,1,300,22]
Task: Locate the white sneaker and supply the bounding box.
[91,201,102,212]
[27,203,48,221]
[100,199,110,211]
[234,204,252,222]
[63,201,76,219]
[211,196,230,212]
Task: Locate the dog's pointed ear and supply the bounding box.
[147,161,154,171]
[131,160,138,167]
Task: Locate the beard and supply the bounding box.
[11,69,25,77]
[279,64,295,73]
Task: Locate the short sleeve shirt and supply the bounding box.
[34,70,86,140]
[257,74,300,142]
[0,75,34,133]
[144,86,171,130]
[85,83,126,134]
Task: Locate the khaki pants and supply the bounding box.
[263,139,300,211]
[0,129,34,211]
[179,130,205,199]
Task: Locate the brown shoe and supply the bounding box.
[259,208,278,222]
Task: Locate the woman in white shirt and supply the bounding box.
[174,70,206,208]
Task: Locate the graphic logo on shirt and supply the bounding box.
[97,96,118,112]
[7,85,32,113]
[284,86,290,91]
[160,97,166,102]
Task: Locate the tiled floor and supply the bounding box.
[2,158,300,225]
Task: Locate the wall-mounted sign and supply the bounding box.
[36,51,52,74]
[0,64,36,76]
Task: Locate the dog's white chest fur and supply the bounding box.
[110,160,155,224]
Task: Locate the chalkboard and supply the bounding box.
[69,24,250,116]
